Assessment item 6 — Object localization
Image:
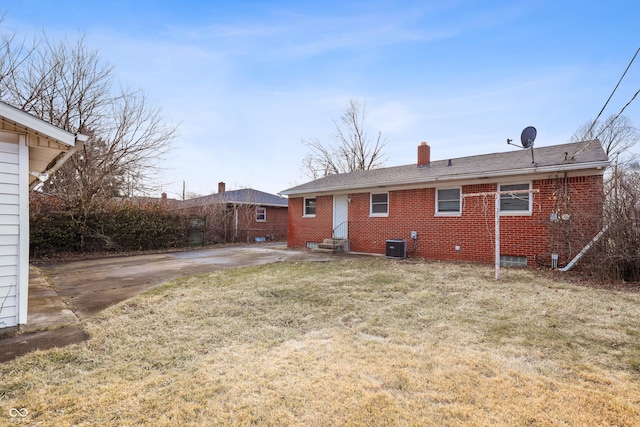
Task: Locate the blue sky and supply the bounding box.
[3,1,639,198]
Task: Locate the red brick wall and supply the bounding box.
[178,203,288,242]
[287,175,604,266]
[246,206,288,240]
[287,195,333,247]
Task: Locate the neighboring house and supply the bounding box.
[0,101,88,331]
[281,141,609,268]
[176,182,288,244]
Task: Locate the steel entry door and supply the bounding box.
[333,195,348,239]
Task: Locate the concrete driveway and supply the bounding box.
[38,244,334,318]
[1,244,337,362]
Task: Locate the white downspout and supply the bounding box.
[559,224,610,272]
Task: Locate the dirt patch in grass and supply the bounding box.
[2,258,639,425]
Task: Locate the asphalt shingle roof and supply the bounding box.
[281,141,609,196]
[179,188,288,209]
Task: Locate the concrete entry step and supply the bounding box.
[314,238,348,253]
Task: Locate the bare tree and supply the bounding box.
[57,87,175,247]
[584,160,640,281]
[41,88,176,235]
[1,32,177,195]
[1,24,178,248]
[568,115,640,281]
[570,114,640,157]
[0,13,34,96]
[302,99,388,179]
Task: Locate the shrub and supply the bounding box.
[30,194,189,257]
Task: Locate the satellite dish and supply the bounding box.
[519,126,537,165]
[521,126,537,149]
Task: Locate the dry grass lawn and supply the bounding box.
[2,257,640,426]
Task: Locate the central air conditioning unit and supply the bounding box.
[386,239,406,258]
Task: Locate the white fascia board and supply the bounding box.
[282,161,611,197]
[0,102,78,147]
[75,133,89,144]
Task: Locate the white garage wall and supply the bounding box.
[0,138,20,329]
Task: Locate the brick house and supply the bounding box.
[281,141,609,268]
[176,182,288,244]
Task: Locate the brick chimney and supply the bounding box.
[218,181,226,193]
[417,142,430,167]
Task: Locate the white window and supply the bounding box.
[436,188,461,215]
[499,183,531,214]
[370,193,389,216]
[256,207,266,222]
[304,197,316,217]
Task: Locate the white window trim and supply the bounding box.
[303,197,316,217]
[435,187,462,216]
[370,192,389,217]
[256,207,266,222]
[499,182,532,216]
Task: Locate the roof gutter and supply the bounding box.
[281,160,611,197]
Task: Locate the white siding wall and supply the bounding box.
[0,137,20,329]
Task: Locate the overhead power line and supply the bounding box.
[572,47,640,159]
[572,86,640,159]
[594,87,640,140]
[587,47,639,137]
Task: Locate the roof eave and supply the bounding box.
[1,102,90,149]
[229,201,288,207]
[281,160,610,197]
[178,200,287,209]
[0,102,81,147]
